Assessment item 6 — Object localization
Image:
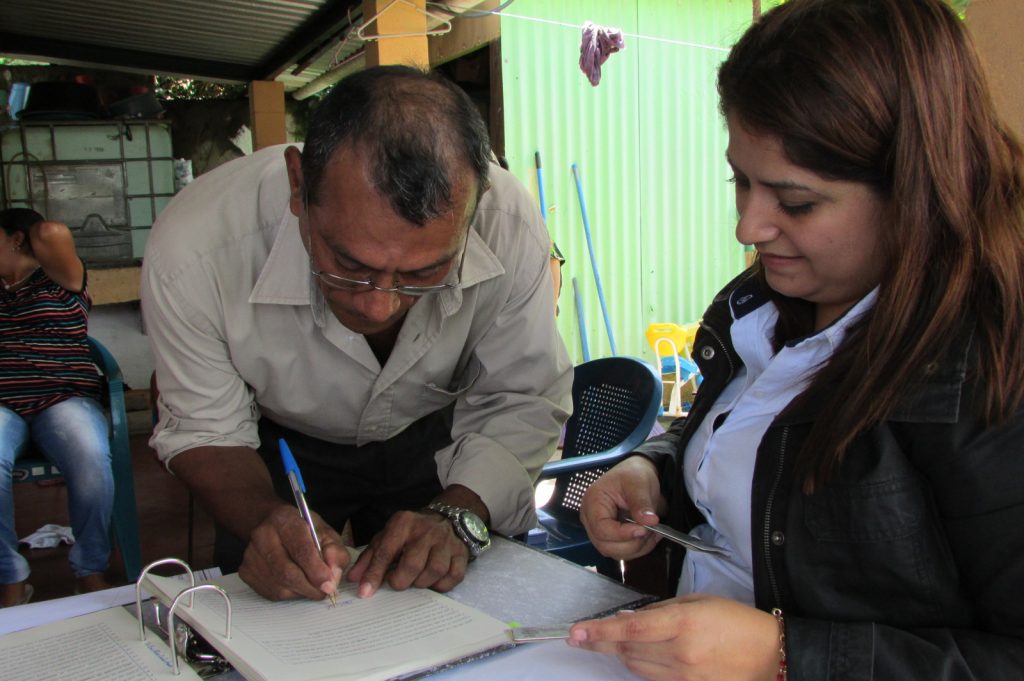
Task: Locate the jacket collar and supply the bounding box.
[700,272,971,425]
[729,273,771,320]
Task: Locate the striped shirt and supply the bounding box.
[0,267,102,416]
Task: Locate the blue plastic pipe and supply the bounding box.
[535,151,548,223]
[572,277,591,362]
[571,163,617,356]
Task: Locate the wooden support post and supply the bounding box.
[428,0,499,65]
[249,81,287,150]
[363,0,430,68]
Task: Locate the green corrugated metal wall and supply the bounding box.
[500,0,754,365]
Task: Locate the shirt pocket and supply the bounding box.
[798,475,954,623]
[804,475,927,542]
[420,361,482,406]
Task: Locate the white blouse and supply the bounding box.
[677,288,877,603]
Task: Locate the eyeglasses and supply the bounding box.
[304,193,467,297]
[310,244,464,297]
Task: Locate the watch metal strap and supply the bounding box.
[427,502,487,559]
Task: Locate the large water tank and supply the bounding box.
[0,120,175,265]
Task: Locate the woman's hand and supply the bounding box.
[568,594,781,681]
[579,455,665,561]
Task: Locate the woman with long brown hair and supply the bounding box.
[571,1,1024,678]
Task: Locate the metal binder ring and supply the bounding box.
[167,584,232,676]
[136,558,195,642]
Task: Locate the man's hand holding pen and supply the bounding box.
[235,440,490,604]
[238,503,349,602]
[240,502,479,603]
[237,439,347,603]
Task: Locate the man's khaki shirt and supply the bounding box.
[141,145,572,535]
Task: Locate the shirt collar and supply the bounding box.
[248,211,308,306]
[727,284,879,374]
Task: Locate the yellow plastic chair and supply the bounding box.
[645,322,699,361]
[645,322,699,417]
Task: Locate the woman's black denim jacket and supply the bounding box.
[633,271,1024,680]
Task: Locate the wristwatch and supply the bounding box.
[427,502,491,559]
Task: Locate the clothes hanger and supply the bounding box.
[355,0,453,41]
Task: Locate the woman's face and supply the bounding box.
[726,114,887,330]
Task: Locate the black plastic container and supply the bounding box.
[19,81,102,120]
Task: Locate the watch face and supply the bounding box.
[461,512,489,543]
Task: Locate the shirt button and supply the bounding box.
[700,346,715,360]
[771,530,786,546]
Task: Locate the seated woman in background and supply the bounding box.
[570,1,1024,679]
[0,208,113,606]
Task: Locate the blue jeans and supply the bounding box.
[0,397,114,583]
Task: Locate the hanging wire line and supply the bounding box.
[321,2,728,75]
[427,2,731,52]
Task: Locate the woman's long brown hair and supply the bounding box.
[717,0,1024,490]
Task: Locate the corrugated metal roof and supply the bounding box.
[0,0,366,88]
[0,1,494,92]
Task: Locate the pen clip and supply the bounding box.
[278,438,306,493]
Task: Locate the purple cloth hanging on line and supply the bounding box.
[579,21,626,86]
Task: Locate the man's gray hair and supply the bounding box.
[301,65,492,225]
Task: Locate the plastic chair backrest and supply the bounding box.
[646,322,699,361]
[541,356,662,522]
[88,337,142,580]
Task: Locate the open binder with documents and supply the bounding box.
[140,569,515,681]
[135,536,654,680]
[0,537,652,681]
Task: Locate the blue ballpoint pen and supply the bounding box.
[278,438,337,606]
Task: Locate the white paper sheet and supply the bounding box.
[144,572,513,681]
[0,607,201,681]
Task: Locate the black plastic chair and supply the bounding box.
[527,356,663,578]
[11,337,143,580]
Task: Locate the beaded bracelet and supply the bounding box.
[771,608,788,681]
